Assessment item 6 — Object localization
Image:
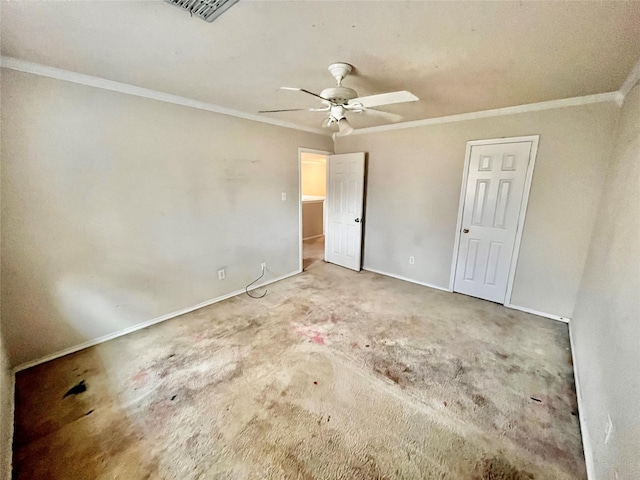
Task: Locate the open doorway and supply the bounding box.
[299,148,330,270]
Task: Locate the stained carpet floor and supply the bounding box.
[12,236,585,479]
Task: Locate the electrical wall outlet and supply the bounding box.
[218,269,225,280]
[281,192,287,201]
[604,414,613,444]
[409,256,415,265]
[261,262,267,271]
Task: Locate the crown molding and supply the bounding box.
[348,91,619,136]
[0,56,328,136]
[618,56,640,101]
[2,56,626,139]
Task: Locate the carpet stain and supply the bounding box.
[63,380,86,398]
[131,370,148,383]
[473,455,535,480]
[293,323,327,345]
[373,358,413,388]
[11,237,586,480]
[473,394,488,407]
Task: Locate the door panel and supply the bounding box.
[325,152,365,271]
[454,142,532,303]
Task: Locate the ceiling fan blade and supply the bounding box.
[360,108,403,123]
[281,87,332,104]
[349,90,418,108]
[259,108,312,113]
[259,107,329,113]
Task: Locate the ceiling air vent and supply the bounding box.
[164,0,239,23]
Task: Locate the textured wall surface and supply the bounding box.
[0,69,331,367]
[302,201,324,239]
[571,84,640,480]
[0,331,12,480]
[336,102,619,318]
[0,158,13,478]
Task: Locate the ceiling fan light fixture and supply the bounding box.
[338,117,354,136]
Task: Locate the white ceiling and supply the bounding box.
[2,1,640,131]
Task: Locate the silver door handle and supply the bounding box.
[355,218,360,223]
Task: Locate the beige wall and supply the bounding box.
[0,146,12,479]
[301,160,326,197]
[0,69,332,367]
[335,102,619,318]
[0,330,11,480]
[302,201,324,239]
[571,84,640,479]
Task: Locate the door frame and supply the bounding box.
[298,147,332,272]
[448,135,540,305]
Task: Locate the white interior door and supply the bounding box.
[325,152,365,271]
[454,141,533,303]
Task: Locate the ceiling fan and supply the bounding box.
[259,62,418,135]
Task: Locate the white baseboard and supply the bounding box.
[569,323,595,480]
[303,234,324,241]
[362,267,450,292]
[504,303,570,323]
[362,271,570,324]
[13,270,301,373]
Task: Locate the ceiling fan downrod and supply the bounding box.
[320,63,358,105]
[327,62,352,86]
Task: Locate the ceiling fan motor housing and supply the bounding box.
[320,86,358,105]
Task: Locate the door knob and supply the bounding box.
[355,218,360,223]
[463,228,469,233]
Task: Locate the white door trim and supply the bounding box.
[448,135,540,306]
[298,147,332,272]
